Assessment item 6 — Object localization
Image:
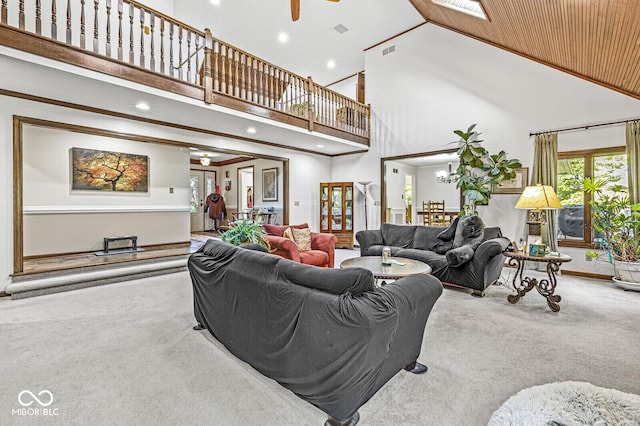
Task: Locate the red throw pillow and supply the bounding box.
[264,223,309,237]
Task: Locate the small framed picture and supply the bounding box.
[492,167,528,194]
[262,168,278,201]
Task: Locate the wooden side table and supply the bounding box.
[503,251,572,312]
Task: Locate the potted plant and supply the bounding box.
[583,177,640,290]
[451,124,522,215]
[220,219,270,250]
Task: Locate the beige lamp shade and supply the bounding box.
[515,184,563,210]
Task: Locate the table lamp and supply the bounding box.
[515,184,563,252]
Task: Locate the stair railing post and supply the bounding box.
[307,76,314,132]
[204,28,213,104]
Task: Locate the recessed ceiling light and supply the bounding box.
[210,0,221,5]
[278,32,288,43]
[247,127,257,134]
[317,144,324,148]
[135,102,150,111]
[430,0,487,20]
[327,60,336,69]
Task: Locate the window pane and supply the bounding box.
[190,175,199,213]
[557,158,585,240]
[593,154,628,243]
[594,153,628,193]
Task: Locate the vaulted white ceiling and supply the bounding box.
[172,0,425,86]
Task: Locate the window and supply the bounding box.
[557,147,627,247]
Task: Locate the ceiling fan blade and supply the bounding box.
[291,0,300,21]
[326,0,340,2]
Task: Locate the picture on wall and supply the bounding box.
[262,168,278,201]
[71,147,149,192]
[492,167,528,194]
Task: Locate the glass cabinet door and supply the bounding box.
[345,185,353,231]
[320,184,329,231]
[331,186,343,231]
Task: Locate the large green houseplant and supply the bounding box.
[220,219,270,250]
[452,124,522,215]
[584,177,640,288]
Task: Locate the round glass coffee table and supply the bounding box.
[340,256,432,285]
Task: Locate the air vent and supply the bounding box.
[334,24,349,34]
[382,45,396,56]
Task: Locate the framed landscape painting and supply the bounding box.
[71,147,149,192]
[262,168,278,201]
[492,167,528,194]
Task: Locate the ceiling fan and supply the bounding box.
[290,0,340,21]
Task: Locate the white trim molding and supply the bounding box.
[23,205,191,214]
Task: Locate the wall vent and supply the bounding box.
[334,24,349,34]
[382,45,396,56]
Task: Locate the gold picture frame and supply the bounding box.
[492,167,528,194]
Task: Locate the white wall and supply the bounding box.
[0,93,331,291]
[327,75,358,100]
[416,164,460,211]
[331,23,640,275]
[22,125,190,255]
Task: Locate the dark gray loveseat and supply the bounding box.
[188,239,443,425]
[356,222,510,296]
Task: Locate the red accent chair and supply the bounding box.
[263,223,337,268]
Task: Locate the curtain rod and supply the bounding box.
[529,117,640,137]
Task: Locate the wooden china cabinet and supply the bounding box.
[320,182,354,249]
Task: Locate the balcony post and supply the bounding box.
[203,28,213,104]
[366,103,371,141]
[307,76,314,132]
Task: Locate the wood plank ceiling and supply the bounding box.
[409,0,640,100]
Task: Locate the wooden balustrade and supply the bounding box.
[0,0,370,142]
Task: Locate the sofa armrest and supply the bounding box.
[264,235,302,263]
[473,237,511,263]
[311,232,338,268]
[355,230,384,255]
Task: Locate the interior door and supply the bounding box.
[190,170,216,232]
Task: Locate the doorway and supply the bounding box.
[381,149,462,225]
[190,170,216,232]
[238,166,254,218]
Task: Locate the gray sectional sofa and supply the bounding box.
[188,239,443,425]
[356,220,510,296]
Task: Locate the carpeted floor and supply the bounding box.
[1,249,639,425]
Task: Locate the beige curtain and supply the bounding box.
[532,132,559,251]
[627,121,640,204]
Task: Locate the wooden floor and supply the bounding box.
[20,232,219,275]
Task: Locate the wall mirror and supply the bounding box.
[381,149,462,226]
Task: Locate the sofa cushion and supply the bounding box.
[412,226,445,251]
[299,250,329,266]
[264,223,309,237]
[380,223,416,248]
[395,248,448,271]
[483,226,503,241]
[292,227,312,251]
[277,260,374,296]
[453,215,485,248]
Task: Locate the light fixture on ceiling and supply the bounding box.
[200,154,211,166]
[430,0,487,20]
[246,127,257,134]
[316,144,324,148]
[278,32,288,43]
[135,101,150,111]
[436,162,454,184]
[327,60,336,69]
[210,0,221,5]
